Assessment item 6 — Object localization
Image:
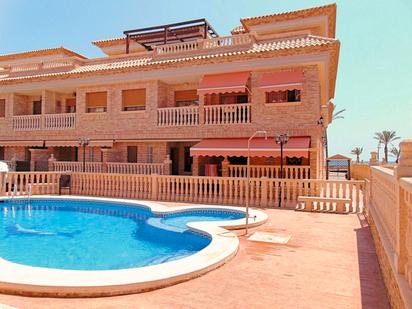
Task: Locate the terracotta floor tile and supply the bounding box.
[0,208,389,309]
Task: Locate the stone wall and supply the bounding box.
[367,213,405,309]
[365,140,412,309]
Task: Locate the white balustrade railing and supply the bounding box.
[53,161,103,173]
[203,34,253,49]
[44,113,76,130]
[157,106,199,127]
[0,172,61,195]
[106,162,165,175]
[154,34,253,56]
[10,63,41,73]
[156,41,200,55]
[9,59,76,73]
[229,165,310,179]
[12,115,42,131]
[204,103,251,125]
[68,173,364,212]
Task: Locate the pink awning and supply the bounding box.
[190,137,310,158]
[258,70,304,92]
[89,140,113,147]
[45,141,79,147]
[197,72,250,95]
[0,140,44,147]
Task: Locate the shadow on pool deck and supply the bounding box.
[0,206,389,309]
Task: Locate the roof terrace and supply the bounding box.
[123,18,219,53]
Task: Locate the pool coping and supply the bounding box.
[0,195,267,297]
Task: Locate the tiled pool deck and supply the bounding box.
[0,204,389,309]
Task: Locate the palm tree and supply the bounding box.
[351,147,363,163]
[374,131,400,163]
[390,147,400,163]
[324,104,346,159]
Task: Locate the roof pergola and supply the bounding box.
[123,19,219,53]
[326,154,352,180]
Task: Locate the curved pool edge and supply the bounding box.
[0,195,267,297]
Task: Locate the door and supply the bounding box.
[33,101,42,115]
[170,147,179,175]
[127,146,138,163]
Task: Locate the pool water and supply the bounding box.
[0,199,244,270]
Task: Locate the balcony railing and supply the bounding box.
[155,33,253,56]
[53,161,103,173]
[44,113,76,130]
[52,161,165,175]
[6,59,80,74]
[106,162,165,175]
[12,113,76,131]
[157,106,199,127]
[203,34,253,49]
[228,165,310,179]
[13,115,42,131]
[204,103,251,125]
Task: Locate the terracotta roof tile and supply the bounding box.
[230,25,246,35]
[241,3,336,38]
[0,35,337,84]
[92,37,125,48]
[0,47,87,61]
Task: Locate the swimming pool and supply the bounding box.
[0,199,244,270]
[0,196,267,297]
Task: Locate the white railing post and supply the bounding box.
[204,103,251,125]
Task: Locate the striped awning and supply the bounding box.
[45,140,79,147]
[190,137,311,158]
[258,70,304,92]
[197,72,250,95]
[0,140,44,147]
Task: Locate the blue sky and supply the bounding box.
[0,0,411,161]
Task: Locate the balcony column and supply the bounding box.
[9,154,16,172]
[369,151,379,166]
[48,154,56,171]
[198,94,205,125]
[395,140,412,280]
[192,156,199,176]
[163,154,172,175]
[309,149,317,179]
[221,157,229,177]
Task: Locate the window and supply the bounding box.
[66,98,76,113]
[175,90,199,107]
[33,101,42,115]
[146,146,153,163]
[86,91,107,113]
[0,147,4,160]
[0,99,5,117]
[122,89,146,111]
[184,146,192,172]
[266,90,301,104]
[286,157,303,165]
[220,92,248,105]
[127,146,138,163]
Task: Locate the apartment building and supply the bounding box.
[0,4,339,178]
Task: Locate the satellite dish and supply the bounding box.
[0,161,9,172]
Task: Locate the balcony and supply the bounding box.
[157,106,199,127]
[12,113,76,131]
[12,115,42,131]
[204,103,251,125]
[44,113,76,130]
